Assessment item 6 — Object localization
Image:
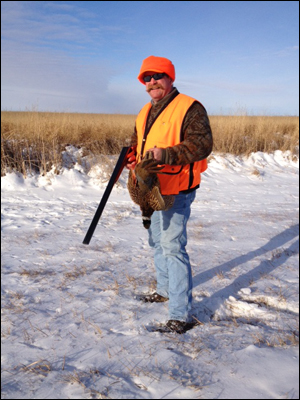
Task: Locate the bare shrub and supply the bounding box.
[1,111,298,176]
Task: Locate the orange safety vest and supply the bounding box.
[135,93,208,195]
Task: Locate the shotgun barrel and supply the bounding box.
[83,146,130,245]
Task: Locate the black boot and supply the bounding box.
[163,320,196,334]
[137,292,169,303]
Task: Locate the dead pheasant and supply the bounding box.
[127,152,175,229]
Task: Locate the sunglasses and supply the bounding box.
[143,73,166,83]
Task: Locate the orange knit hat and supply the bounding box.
[137,55,175,85]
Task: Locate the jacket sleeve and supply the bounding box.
[161,102,213,166]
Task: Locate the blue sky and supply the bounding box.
[1,1,299,115]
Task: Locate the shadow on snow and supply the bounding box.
[193,224,299,319]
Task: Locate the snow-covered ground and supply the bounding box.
[1,149,299,399]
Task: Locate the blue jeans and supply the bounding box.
[148,190,196,322]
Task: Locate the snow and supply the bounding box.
[1,149,299,399]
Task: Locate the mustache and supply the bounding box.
[146,84,163,93]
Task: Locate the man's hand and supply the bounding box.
[125,148,137,170]
[147,147,163,163]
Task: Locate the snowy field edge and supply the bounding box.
[1,150,299,399]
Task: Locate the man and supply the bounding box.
[126,55,213,334]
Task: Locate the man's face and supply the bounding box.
[144,71,173,103]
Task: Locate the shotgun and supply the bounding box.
[83,146,131,245]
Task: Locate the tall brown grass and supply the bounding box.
[1,111,298,176]
[211,115,299,155]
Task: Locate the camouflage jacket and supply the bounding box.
[130,88,213,165]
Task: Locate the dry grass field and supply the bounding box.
[1,111,299,176]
